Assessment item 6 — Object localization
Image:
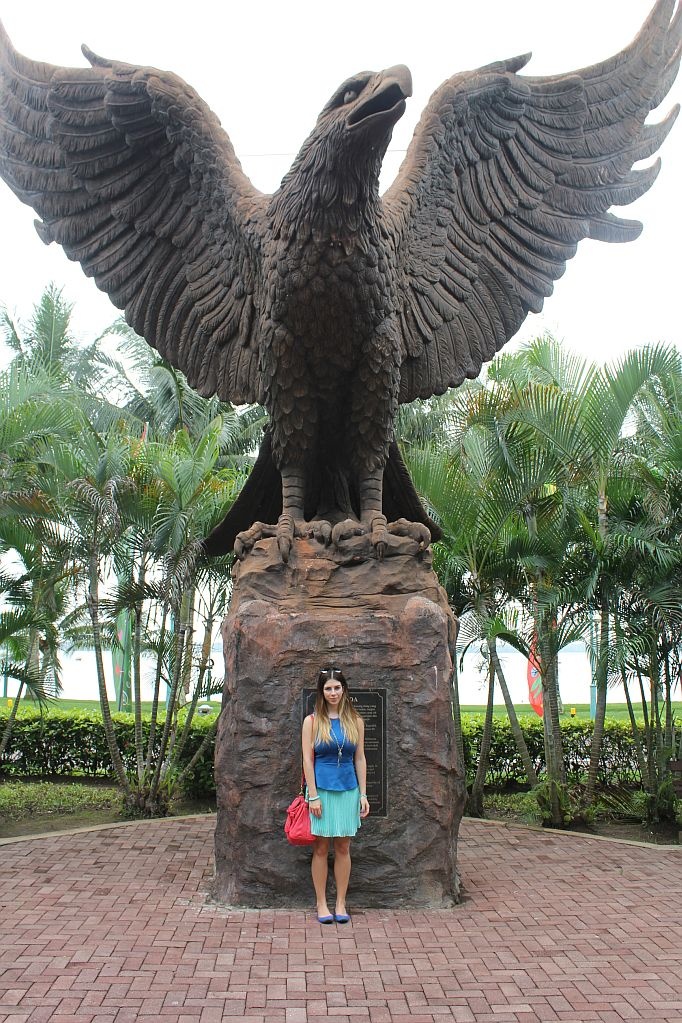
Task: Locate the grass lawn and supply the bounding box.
[0,779,121,821]
[459,703,682,722]
[4,697,679,722]
[1,697,221,716]
[0,779,217,839]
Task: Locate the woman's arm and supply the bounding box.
[302,714,322,818]
[354,717,370,818]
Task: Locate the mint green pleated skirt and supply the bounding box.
[310,787,361,838]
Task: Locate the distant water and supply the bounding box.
[2,639,626,709]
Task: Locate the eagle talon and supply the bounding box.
[368,514,389,560]
[276,513,302,563]
[306,519,333,546]
[331,518,365,546]
[387,518,431,550]
[234,520,278,560]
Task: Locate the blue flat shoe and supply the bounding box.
[317,914,334,924]
[334,912,351,924]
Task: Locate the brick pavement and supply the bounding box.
[0,817,680,1022]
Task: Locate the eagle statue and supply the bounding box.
[0,3,679,561]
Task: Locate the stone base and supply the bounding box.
[213,534,466,909]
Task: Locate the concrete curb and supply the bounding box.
[0,810,216,845]
[1,807,678,851]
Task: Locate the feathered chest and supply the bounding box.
[264,231,396,349]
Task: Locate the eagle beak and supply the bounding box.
[348,65,412,132]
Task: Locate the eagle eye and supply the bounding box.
[343,89,358,105]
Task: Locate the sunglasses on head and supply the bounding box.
[321,667,340,678]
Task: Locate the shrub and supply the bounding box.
[0,707,647,796]
[461,716,643,787]
[0,780,120,821]
[0,708,217,797]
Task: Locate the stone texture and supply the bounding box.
[213,533,466,908]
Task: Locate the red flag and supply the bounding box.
[527,637,543,717]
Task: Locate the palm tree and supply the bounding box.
[406,407,551,813]
[0,525,68,758]
[41,422,138,796]
[0,360,82,757]
[107,321,268,465]
[488,337,681,803]
[1,284,120,401]
[113,417,237,815]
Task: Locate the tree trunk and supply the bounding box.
[175,602,214,765]
[649,631,663,762]
[448,619,465,777]
[181,586,196,701]
[662,630,673,751]
[175,718,219,791]
[144,586,171,775]
[489,637,538,787]
[636,660,655,791]
[537,626,563,826]
[133,562,145,785]
[88,551,131,795]
[0,679,25,758]
[467,655,495,817]
[621,668,647,788]
[585,597,609,802]
[543,639,565,783]
[149,588,192,809]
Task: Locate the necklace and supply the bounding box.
[331,719,345,767]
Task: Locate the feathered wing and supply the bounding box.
[383,0,681,404]
[0,23,266,404]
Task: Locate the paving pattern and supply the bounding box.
[0,816,681,1022]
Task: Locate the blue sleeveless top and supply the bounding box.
[314,718,358,791]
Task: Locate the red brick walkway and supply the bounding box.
[0,817,680,1022]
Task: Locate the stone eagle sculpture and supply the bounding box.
[0,3,679,560]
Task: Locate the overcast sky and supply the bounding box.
[0,0,679,369]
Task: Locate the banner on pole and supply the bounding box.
[527,637,543,717]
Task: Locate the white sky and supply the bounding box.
[0,0,680,367]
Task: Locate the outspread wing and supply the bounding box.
[0,23,266,404]
[383,0,681,404]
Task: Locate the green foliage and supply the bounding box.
[0,779,120,820]
[0,709,216,798]
[1,707,656,802]
[532,780,595,828]
[646,775,679,824]
[405,336,682,817]
[480,790,538,820]
[461,715,645,787]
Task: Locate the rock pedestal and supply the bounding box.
[213,533,466,908]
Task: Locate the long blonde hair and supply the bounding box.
[313,667,360,746]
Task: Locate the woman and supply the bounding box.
[302,667,370,923]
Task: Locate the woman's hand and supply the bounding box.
[360,795,370,819]
[308,797,322,818]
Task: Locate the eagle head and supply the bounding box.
[272,65,412,237]
[320,65,413,142]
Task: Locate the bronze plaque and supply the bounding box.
[302,689,387,818]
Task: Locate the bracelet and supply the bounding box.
[308,795,321,802]
[361,793,368,798]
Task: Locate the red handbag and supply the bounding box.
[284,788,316,846]
[286,725,317,846]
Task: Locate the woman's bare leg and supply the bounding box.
[312,838,331,915]
[333,837,352,914]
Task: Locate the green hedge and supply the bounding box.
[1,709,645,794]
[0,709,216,797]
[462,716,643,787]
